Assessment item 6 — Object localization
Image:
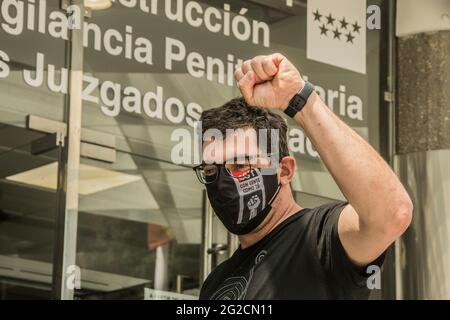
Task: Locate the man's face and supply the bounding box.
[199,127,284,235]
[202,127,277,177]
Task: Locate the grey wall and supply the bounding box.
[397,31,450,155]
[396,9,450,298]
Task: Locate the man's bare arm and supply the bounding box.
[235,53,413,266]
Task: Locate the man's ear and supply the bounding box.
[279,156,296,185]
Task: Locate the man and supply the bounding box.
[193,53,413,299]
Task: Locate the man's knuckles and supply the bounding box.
[262,59,277,76]
[234,68,244,81]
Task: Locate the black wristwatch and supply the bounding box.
[283,81,315,118]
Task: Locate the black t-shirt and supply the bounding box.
[199,202,385,300]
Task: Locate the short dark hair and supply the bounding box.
[200,97,289,158]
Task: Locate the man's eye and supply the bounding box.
[203,165,217,176]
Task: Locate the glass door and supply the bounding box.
[0,124,63,299]
[70,151,204,300]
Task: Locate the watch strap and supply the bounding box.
[283,81,315,118]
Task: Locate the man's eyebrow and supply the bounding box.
[224,154,257,163]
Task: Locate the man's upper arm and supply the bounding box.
[338,204,393,267]
[314,202,386,289]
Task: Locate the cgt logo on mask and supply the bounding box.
[236,171,266,225]
[239,175,263,194]
[205,167,280,235]
[247,195,262,220]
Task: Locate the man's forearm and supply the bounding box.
[293,91,413,230]
[234,53,412,263]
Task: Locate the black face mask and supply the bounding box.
[205,166,281,235]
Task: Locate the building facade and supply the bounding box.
[1,0,447,300]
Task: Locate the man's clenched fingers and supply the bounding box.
[237,70,255,103]
[269,53,285,67]
[241,60,253,75]
[251,56,272,81]
[234,67,244,82]
[262,56,278,77]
